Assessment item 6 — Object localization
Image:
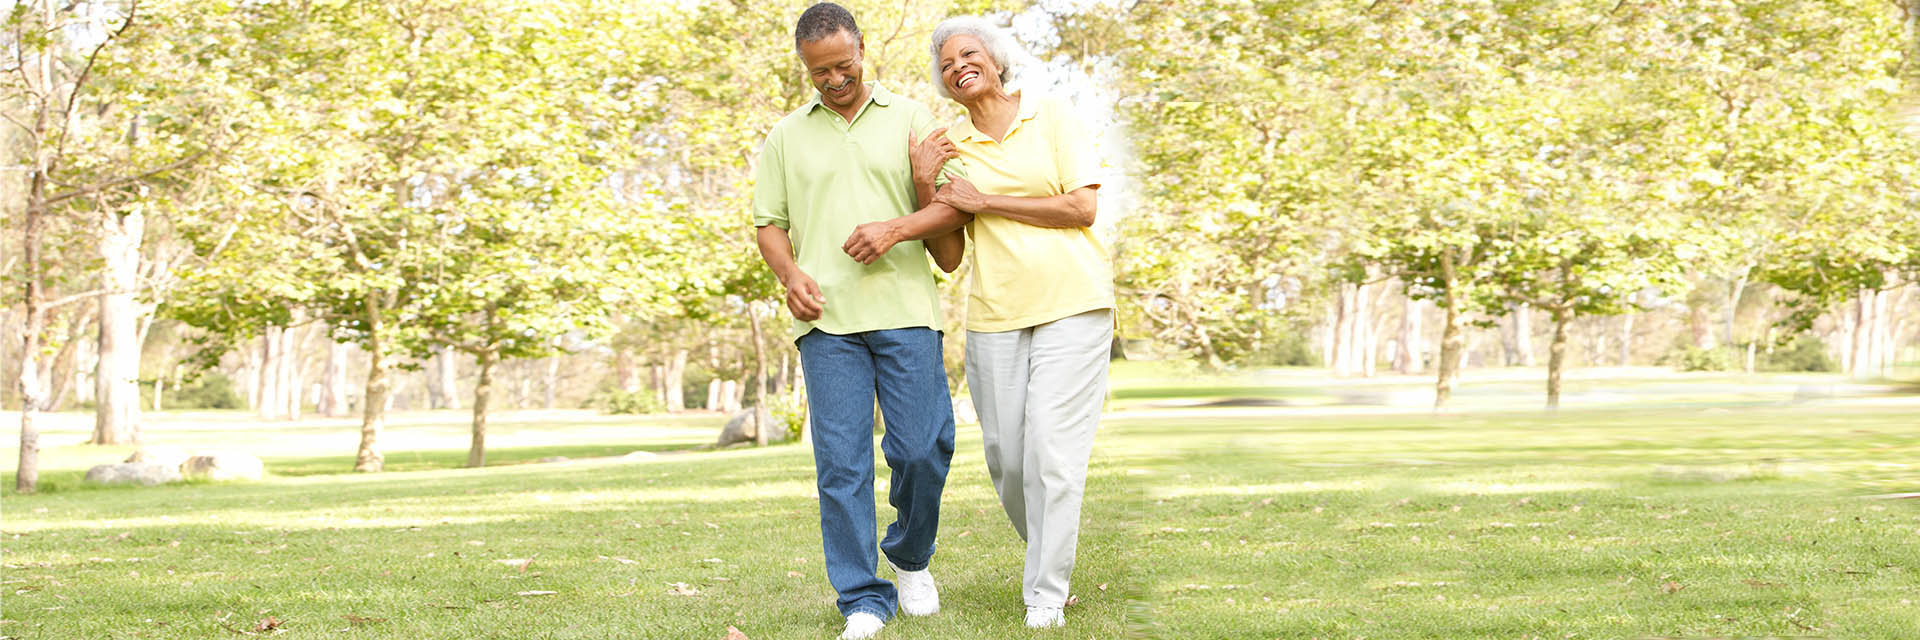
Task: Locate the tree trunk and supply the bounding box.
[1724,267,1750,349]
[1511,304,1536,367]
[468,351,496,468]
[1872,286,1893,378]
[153,377,164,412]
[665,349,687,411]
[1689,303,1717,349]
[1360,281,1383,377]
[1332,283,1356,376]
[776,350,790,395]
[429,345,461,410]
[92,211,145,445]
[1397,292,1424,373]
[320,340,349,417]
[354,301,389,472]
[280,324,303,421]
[1434,252,1466,409]
[1321,306,1338,369]
[257,328,283,420]
[16,170,48,492]
[619,351,642,393]
[706,378,721,412]
[1617,312,1635,366]
[44,313,92,411]
[542,355,558,410]
[1851,290,1875,379]
[749,303,769,445]
[1547,307,1571,410]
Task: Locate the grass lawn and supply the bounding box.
[3,368,1917,639]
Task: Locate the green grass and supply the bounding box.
[3,375,1918,639]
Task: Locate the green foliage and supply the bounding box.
[589,388,666,415]
[160,373,244,410]
[1663,345,1743,372]
[766,392,808,442]
[1761,337,1839,372]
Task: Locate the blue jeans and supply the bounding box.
[797,328,956,621]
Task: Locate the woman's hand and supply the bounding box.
[934,175,990,214]
[910,127,956,188]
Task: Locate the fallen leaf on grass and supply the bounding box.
[1660,581,1685,594]
[668,583,700,596]
[787,571,804,578]
[340,615,385,626]
[515,591,558,597]
[1742,579,1782,588]
[1096,583,1108,591]
[253,616,283,632]
[725,625,751,640]
[495,558,533,571]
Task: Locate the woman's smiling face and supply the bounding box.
[939,34,1000,100]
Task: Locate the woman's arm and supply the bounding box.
[935,176,1097,229]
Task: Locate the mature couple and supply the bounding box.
[750,3,1111,638]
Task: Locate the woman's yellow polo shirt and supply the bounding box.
[948,92,1113,333]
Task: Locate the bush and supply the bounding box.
[1760,337,1837,372]
[1662,345,1741,372]
[591,388,666,415]
[143,373,243,410]
[767,393,807,442]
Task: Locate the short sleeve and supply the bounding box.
[750,130,788,229]
[910,106,965,188]
[1049,99,1100,194]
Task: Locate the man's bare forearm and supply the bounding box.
[893,202,972,242]
[755,225,803,285]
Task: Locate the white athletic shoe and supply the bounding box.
[1025,606,1065,628]
[838,611,885,640]
[889,561,940,616]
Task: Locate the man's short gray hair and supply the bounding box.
[928,16,1023,100]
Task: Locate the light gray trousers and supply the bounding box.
[964,308,1112,608]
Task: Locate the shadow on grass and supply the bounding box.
[1,439,743,495]
[266,440,715,476]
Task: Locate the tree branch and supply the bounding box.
[39,149,207,209]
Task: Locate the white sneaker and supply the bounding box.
[888,561,940,616]
[1025,606,1064,628]
[839,611,885,640]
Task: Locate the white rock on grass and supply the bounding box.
[85,462,181,486]
[124,445,190,469]
[714,407,779,447]
[179,453,265,481]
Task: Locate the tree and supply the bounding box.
[5,0,214,490]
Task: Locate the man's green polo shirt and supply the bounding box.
[752,83,950,342]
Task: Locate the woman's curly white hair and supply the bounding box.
[928,16,1024,100]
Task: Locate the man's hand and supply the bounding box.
[910,127,956,187]
[781,270,826,322]
[843,220,903,265]
[933,175,989,214]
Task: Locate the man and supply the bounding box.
[750,3,966,639]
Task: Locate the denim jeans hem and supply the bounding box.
[846,605,893,622]
[884,551,931,573]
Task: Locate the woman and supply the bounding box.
[925,16,1113,630]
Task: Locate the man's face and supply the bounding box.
[798,29,865,112]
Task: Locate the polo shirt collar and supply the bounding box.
[807,81,892,114]
[951,90,1037,143]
